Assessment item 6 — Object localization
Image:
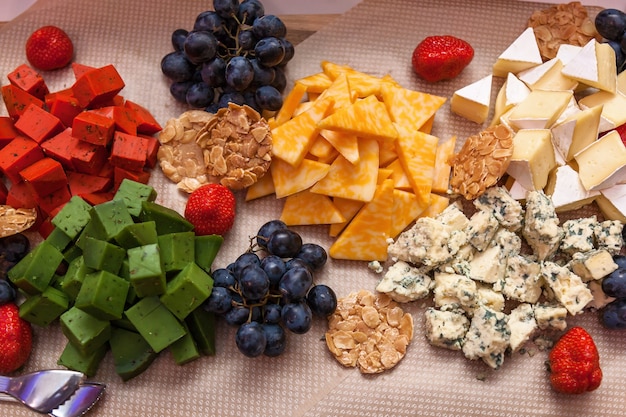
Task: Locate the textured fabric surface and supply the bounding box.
[1,1,625,416]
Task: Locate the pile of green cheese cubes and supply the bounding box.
[8,179,223,381]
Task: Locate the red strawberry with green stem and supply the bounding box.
[548,326,602,394]
[0,303,32,374]
[184,183,236,236]
[25,26,74,71]
[411,35,474,82]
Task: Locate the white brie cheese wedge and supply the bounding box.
[556,44,582,65]
[575,130,626,191]
[597,183,626,223]
[550,104,603,161]
[493,27,543,77]
[578,89,626,133]
[544,164,599,212]
[506,128,557,190]
[450,74,493,124]
[490,72,530,126]
[518,58,578,91]
[508,89,573,130]
[561,39,616,93]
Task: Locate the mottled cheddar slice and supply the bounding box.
[379,140,398,166]
[381,82,447,132]
[420,115,435,134]
[431,136,457,194]
[386,159,412,190]
[419,194,450,218]
[317,95,397,142]
[271,97,334,166]
[319,129,359,164]
[295,72,333,93]
[308,135,336,161]
[320,61,384,97]
[378,168,393,183]
[394,123,438,208]
[293,100,315,117]
[310,137,379,202]
[279,190,345,226]
[271,158,331,198]
[328,197,364,237]
[391,189,426,238]
[245,171,275,201]
[329,179,394,261]
[318,72,353,110]
[274,82,307,126]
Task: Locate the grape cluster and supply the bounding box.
[0,233,30,305]
[202,220,337,357]
[602,254,626,329]
[160,0,293,114]
[595,8,626,73]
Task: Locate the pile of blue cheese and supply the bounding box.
[375,185,623,369]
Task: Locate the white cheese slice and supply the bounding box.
[517,58,560,86]
[578,89,626,133]
[544,164,599,212]
[508,89,573,130]
[575,130,626,191]
[506,129,557,190]
[504,177,529,202]
[556,44,582,65]
[597,183,626,223]
[450,74,492,124]
[561,39,616,93]
[490,73,530,126]
[518,58,577,91]
[550,104,603,161]
[493,27,543,77]
[617,69,626,95]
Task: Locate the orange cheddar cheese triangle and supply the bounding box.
[319,129,359,164]
[386,159,412,190]
[378,168,393,183]
[329,179,394,261]
[431,136,456,194]
[295,72,333,94]
[271,157,330,198]
[391,189,427,238]
[310,137,379,202]
[320,61,386,97]
[328,197,364,237]
[381,83,446,132]
[308,134,336,161]
[275,82,307,126]
[419,193,450,218]
[279,189,345,226]
[317,95,397,142]
[318,72,353,110]
[394,123,438,208]
[379,140,398,166]
[272,97,334,166]
[245,171,275,201]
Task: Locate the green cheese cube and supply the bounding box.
[60,307,111,355]
[114,220,158,249]
[62,244,83,264]
[74,270,130,320]
[51,196,92,239]
[127,243,166,297]
[160,262,213,320]
[109,326,158,381]
[185,307,216,356]
[194,234,224,273]
[113,179,157,217]
[138,201,193,235]
[45,227,73,252]
[8,240,64,295]
[169,321,200,365]
[81,237,125,274]
[59,256,92,300]
[124,296,186,352]
[74,220,107,250]
[19,286,70,327]
[57,340,106,377]
[158,231,195,273]
[89,199,134,241]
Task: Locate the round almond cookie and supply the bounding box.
[325,289,414,374]
[0,206,37,238]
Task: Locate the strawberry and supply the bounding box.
[25,26,74,71]
[411,35,474,82]
[184,183,236,236]
[0,303,32,374]
[548,326,602,394]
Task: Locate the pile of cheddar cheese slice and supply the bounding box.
[246,61,454,262]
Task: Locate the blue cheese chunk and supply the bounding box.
[540,261,593,315]
[508,303,537,352]
[462,305,510,369]
[594,219,624,255]
[424,307,470,350]
[569,249,618,282]
[523,191,564,261]
[492,227,522,257]
[476,284,505,312]
[376,260,434,302]
[468,244,506,284]
[474,186,524,231]
[533,302,567,331]
[560,216,597,255]
[502,254,542,303]
[435,201,470,231]
[433,272,478,311]
[465,210,500,251]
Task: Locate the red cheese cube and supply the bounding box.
[19,157,68,197]
[71,62,96,80]
[90,105,138,135]
[71,64,125,108]
[123,100,162,134]
[70,141,108,175]
[0,117,18,149]
[1,84,44,120]
[7,64,49,100]
[72,111,115,146]
[67,171,112,196]
[80,192,114,206]
[141,135,160,168]
[46,89,83,128]
[0,181,8,205]
[38,217,55,239]
[0,136,44,183]
[6,181,37,209]
[109,131,147,171]
[14,103,64,144]
[35,186,71,217]
[97,161,114,179]
[113,166,150,190]
[40,128,76,170]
